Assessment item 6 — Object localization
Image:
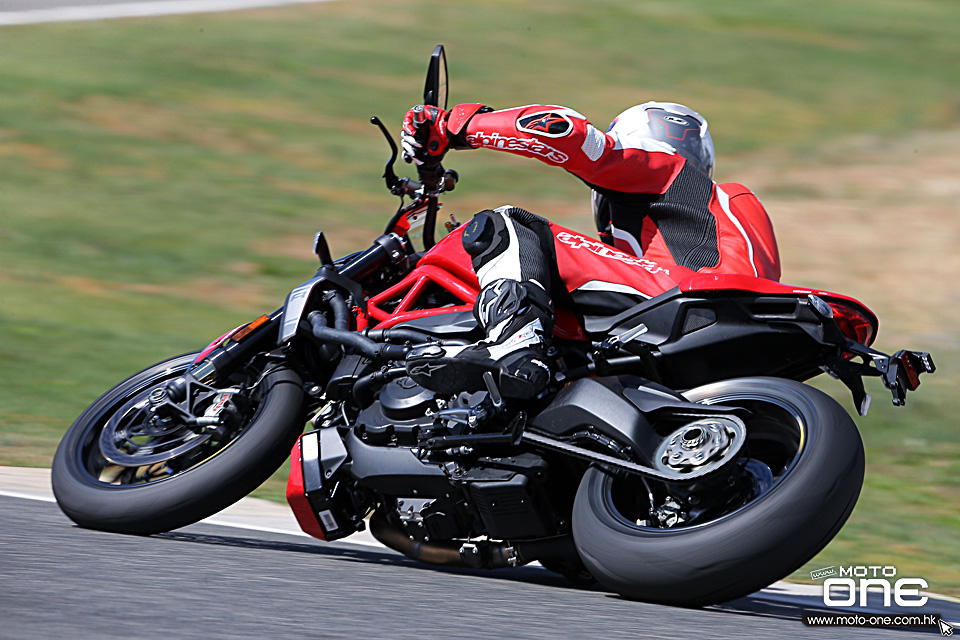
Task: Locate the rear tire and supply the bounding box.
[572,377,864,606]
[52,353,306,535]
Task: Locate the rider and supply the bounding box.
[400,102,781,400]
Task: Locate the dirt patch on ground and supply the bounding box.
[724,131,960,349]
[58,272,270,311]
[68,96,269,157]
[254,225,383,260]
[267,178,387,209]
[0,140,70,170]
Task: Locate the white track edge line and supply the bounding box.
[0,488,385,547]
[0,0,335,26]
[0,490,57,503]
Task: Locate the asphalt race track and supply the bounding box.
[3,494,956,640]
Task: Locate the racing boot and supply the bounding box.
[405,278,553,399]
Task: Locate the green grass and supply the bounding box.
[0,0,957,594]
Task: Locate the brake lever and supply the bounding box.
[370,116,401,193]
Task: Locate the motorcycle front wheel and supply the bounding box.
[52,352,305,535]
[571,377,864,606]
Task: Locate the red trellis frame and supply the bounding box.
[366,264,480,329]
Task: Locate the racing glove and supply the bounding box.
[402,105,451,166]
[401,103,491,165]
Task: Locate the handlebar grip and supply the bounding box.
[443,169,458,191]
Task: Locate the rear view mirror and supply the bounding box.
[423,45,448,110]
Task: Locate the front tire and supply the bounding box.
[572,377,864,606]
[52,353,306,535]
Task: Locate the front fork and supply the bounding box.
[189,308,285,384]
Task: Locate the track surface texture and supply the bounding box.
[3,495,954,639]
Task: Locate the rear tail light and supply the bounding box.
[827,300,878,346]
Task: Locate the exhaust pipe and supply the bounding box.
[369,509,578,570]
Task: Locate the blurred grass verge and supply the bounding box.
[0,0,957,594]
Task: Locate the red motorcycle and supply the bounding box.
[52,46,934,606]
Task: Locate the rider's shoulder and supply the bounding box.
[716,182,755,198]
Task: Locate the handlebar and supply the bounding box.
[417,161,444,192]
[371,113,460,251]
[337,232,410,282]
[416,162,458,195]
[371,116,457,199]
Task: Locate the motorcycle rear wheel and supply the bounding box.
[571,377,864,606]
[52,352,305,535]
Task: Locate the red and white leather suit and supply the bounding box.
[446,103,781,311]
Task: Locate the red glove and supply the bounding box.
[401,105,451,166]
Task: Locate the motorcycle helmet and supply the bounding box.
[592,102,715,245]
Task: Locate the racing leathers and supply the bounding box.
[403,103,781,398]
